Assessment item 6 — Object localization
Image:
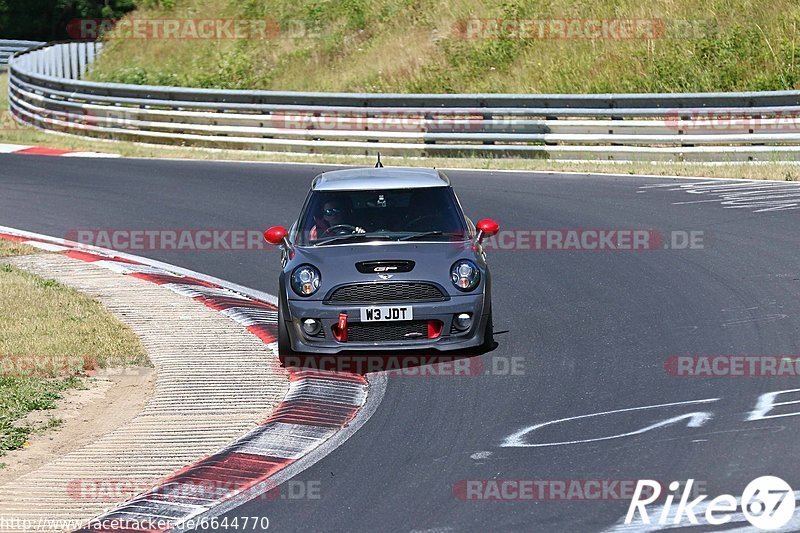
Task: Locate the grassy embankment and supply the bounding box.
[0,241,147,464]
[91,0,800,94]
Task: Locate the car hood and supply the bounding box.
[286,240,483,300]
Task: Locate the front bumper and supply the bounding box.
[284,293,487,354]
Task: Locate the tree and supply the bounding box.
[0,0,136,41]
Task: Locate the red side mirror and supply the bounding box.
[264,226,288,245]
[476,219,500,238]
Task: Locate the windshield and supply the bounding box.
[296,187,468,245]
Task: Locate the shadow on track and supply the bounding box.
[278,340,500,377]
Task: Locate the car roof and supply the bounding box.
[311,167,450,191]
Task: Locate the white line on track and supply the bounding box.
[638,180,800,212]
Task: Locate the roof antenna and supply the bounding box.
[375,152,384,168]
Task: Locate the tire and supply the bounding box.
[480,309,494,351]
[277,302,295,358]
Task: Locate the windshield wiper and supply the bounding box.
[313,233,392,246]
[398,231,445,241]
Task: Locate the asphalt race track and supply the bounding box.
[1,155,799,532]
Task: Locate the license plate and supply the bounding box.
[359,306,413,322]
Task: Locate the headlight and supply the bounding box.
[450,260,481,291]
[291,265,321,296]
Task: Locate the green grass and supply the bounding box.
[0,377,76,455]
[0,263,149,370]
[0,239,39,258]
[85,0,800,94]
[0,247,148,457]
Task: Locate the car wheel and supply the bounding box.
[277,306,295,358]
[480,309,494,351]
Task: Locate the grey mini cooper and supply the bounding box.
[264,166,499,355]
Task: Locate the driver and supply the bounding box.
[310,200,365,240]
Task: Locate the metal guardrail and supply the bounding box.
[9,42,800,161]
[0,40,44,69]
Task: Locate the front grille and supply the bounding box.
[328,282,446,303]
[347,321,429,342]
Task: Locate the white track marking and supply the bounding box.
[23,240,68,252]
[164,283,251,299]
[62,151,121,158]
[639,180,800,212]
[93,260,173,275]
[501,399,719,448]
[0,143,33,153]
[220,307,279,326]
[470,451,493,460]
[0,142,118,157]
